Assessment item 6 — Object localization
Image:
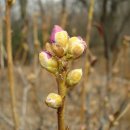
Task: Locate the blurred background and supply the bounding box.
[0,0,130,130]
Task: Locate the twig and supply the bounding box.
[80,0,95,127]
[116,104,130,121]
[15,67,31,130]
[56,73,67,130]
[32,14,42,114]
[107,103,130,130]
[0,16,4,68]
[0,112,14,127]
[111,8,130,50]
[20,86,31,130]
[60,0,68,29]
[5,1,19,130]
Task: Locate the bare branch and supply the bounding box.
[0,112,14,127]
[111,8,130,50]
[20,86,31,130]
[108,101,130,129]
[15,67,31,130]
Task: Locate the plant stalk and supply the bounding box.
[0,16,4,69]
[5,1,19,130]
[57,72,67,130]
[80,0,95,127]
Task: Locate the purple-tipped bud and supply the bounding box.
[50,25,63,43]
[50,25,69,50]
[68,37,86,58]
[39,51,58,73]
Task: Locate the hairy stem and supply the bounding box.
[5,1,19,130]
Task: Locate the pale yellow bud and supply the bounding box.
[68,37,86,58]
[55,31,68,49]
[66,69,82,87]
[39,51,58,73]
[45,93,62,109]
[50,25,69,51]
[45,43,54,54]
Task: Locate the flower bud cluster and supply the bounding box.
[39,25,87,109]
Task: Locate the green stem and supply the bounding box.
[57,72,67,130]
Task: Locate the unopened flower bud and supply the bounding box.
[68,37,86,58]
[45,42,54,54]
[66,69,82,87]
[50,25,69,50]
[52,44,65,57]
[39,51,58,73]
[45,93,62,109]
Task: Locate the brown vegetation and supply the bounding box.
[0,0,130,130]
